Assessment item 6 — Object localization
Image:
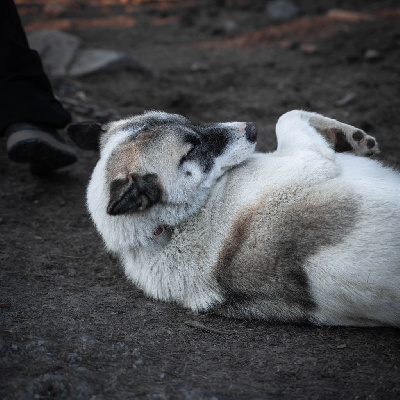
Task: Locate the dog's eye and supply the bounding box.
[186,135,201,147]
[179,147,195,166]
[179,135,201,166]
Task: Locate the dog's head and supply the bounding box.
[68,111,257,218]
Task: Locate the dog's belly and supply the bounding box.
[306,154,400,326]
[213,154,400,325]
[213,178,358,322]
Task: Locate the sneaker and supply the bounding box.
[6,123,77,175]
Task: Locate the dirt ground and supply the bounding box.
[1,1,400,399]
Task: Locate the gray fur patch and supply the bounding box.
[106,141,143,183]
[213,185,358,322]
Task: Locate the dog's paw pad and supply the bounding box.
[346,128,379,156]
[367,138,376,149]
[352,130,364,141]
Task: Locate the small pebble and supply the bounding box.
[190,62,210,72]
[335,92,357,107]
[266,0,300,20]
[364,49,382,62]
[300,43,318,54]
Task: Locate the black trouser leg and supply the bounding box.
[0,0,71,135]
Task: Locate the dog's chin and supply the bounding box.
[154,191,210,227]
[202,145,256,188]
[202,164,241,189]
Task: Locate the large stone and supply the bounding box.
[265,0,300,21]
[28,30,81,77]
[67,48,144,77]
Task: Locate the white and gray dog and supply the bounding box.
[67,110,400,326]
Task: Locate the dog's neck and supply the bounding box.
[141,191,212,246]
[142,179,230,250]
[139,224,173,250]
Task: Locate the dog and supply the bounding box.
[67,110,400,326]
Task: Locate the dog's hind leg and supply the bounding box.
[276,110,379,157]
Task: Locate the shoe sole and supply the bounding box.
[7,130,77,170]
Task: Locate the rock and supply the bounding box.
[211,18,238,36]
[223,19,237,36]
[28,30,145,78]
[68,48,144,77]
[265,0,300,21]
[66,352,82,364]
[28,30,81,77]
[364,49,382,62]
[326,9,374,22]
[43,3,68,18]
[190,62,210,72]
[300,43,318,54]
[335,92,357,107]
[279,40,297,50]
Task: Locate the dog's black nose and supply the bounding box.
[245,122,257,143]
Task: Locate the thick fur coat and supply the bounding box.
[68,110,400,326]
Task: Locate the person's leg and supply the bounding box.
[0,0,77,173]
[0,0,71,132]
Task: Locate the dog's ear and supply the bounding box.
[107,173,162,215]
[66,121,102,151]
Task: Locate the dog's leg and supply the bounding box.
[307,112,380,156]
[276,110,379,156]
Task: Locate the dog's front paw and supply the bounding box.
[307,112,380,157]
[348,129,379,156]
[332,127,380,157]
